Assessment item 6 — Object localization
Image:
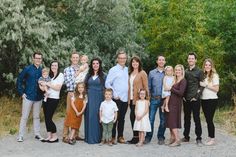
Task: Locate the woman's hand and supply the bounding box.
[200,81,207,87]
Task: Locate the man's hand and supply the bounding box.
[190,98,197,102]
[22,93,27,99]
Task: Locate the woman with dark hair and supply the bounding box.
[127,56,149,144]
[84,58,106,144]
[40,61,64,143]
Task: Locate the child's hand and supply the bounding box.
[99,119,102,123]
[165,86,171,91]
[46,82,51,87]
[76,111,80,117]
[136,115,141,121]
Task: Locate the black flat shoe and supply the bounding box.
[47,139,59,143]
[126,137,139,144]
[41,139,49,143]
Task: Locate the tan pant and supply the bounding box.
[19,98,42,137]
[63,92,79,138]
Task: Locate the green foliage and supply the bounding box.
[134,0,236,105]
[0,0,235,106]
[0,0,74,94]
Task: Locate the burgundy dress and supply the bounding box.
[166,79,187,129]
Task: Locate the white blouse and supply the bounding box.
[129,74,136,100]
[48,73,64,99]
[201,73,219,100]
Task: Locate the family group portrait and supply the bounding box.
[0,0,235,157]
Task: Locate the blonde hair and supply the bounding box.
[164,65,174,76]
[174,64,185,82]
[80,55,89,62]
[202,58,218,83]
[42,68,49,74]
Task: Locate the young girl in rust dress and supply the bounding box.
[64,82,87,145]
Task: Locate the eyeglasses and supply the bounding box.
[118,57,127,60]
[34,57,42,60]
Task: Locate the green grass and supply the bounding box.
[0,96,66,137]
[213,106,236,135]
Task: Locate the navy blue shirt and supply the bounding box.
[148,68,165,97]
[17,64,43,101]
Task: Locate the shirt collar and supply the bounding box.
[188,66,197,71]
[155,68,164,73]
[32,64,40,69]
[116,64,126,70]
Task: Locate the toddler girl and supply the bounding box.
[133,89,151,147]
[75,55,89,83]
[162,66,175,112]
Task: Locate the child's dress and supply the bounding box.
[133,100,151,132]
[162,76,175,98]
[64,97,84,129]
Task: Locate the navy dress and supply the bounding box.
[85,75,106,144]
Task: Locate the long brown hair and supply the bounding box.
[74,82,87,99]
[202,58,218,83]
[128,56,143,75]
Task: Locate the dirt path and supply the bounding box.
[0,110,236,157]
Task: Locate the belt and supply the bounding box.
[151,95,161,99]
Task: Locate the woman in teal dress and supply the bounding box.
[84,58,106,144]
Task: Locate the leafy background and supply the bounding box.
[0,0,235,106]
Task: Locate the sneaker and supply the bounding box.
[205,139,215,146]
[158,139,165,145]
[35,135,44,141]
[181,137,189,142]
[196,139,203,146]
[17,136,24,142]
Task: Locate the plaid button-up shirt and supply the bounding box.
[64,66,78,92]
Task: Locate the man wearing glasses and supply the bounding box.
[105,49,129,144]
[16,52,44,142]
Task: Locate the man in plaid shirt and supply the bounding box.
[63,51,82,143]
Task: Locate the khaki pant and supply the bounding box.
[19,98,42,137]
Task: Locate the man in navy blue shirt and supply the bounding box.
[144,55,166,145]
[16,52,44,142]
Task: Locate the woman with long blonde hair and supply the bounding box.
[166,64,187,147]
[200,58,219,146]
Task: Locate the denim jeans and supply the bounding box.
[145,98,166,141]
